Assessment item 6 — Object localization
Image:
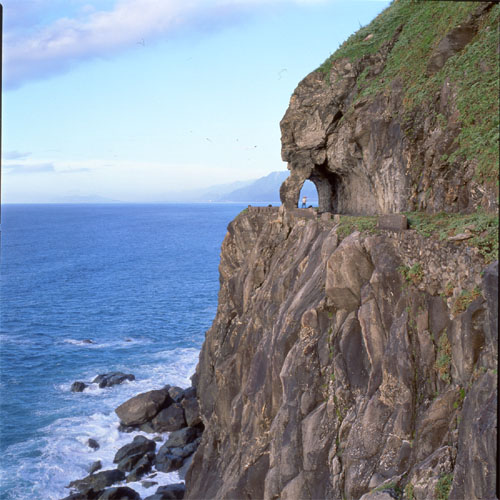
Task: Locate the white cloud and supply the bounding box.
[3,0,333,89]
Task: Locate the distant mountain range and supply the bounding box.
[41,171,319,204]
[212,171,318,204]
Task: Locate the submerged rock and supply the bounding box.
[71,381,88,393]
[87,438,100,451]
[93,372,135,389]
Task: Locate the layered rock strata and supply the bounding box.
[186,209,497,500]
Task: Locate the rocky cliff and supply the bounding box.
[184,2,498,499]
[279,1,498,215]
[186,207,497,500]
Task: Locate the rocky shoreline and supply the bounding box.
[62,379,203,500]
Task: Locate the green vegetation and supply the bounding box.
[317,0,499,190]
[436,473,453,500]
[405,210,498,263]
[452,287,481,315]
[398,263,424,285]
[435,331,452,383]
[453,387,466,409]
[405,482,414,500]
[373,481,403,497]
[337,215,378,238]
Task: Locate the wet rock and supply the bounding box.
[141,480,158,489]
[97,487,141,500]
[114,435,156,466]
[151,403,186,432]
[88,439,100,451]
[118,424,137,433]
[115,389,173,426]
[89,461,102,475]
[71,382,88,393]
[144,483,185,499]
[68,469,125,495]
[162,427,199,448]
[92,372,135,389]
[139,422,156,434]
[61,493,89,500]
[126,453,154,482]
[154,453,185,473]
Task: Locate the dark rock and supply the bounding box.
[427,23,477,74]
[139,422,156,434]
[114,435,156,465]
[152,403,186,432]
[68,469,125,495]
[449,371,497,500]
[162,427,198,449]
[92,372,135,389]
[156,483,186,499]
[167,386,185,402]
[89,461,102,475]
[168,438,201,459]
[115,389,173,426]
[60,494,89,500]
[88,439,100,451]
[71,382,88,393]
[182,386,196,400]
[181,398,201,427]
[154,453,184,473]
[97,487,141,500]
[141,480,158,489]
[82,339,95,344]
[118,424,137,433]
[144,483,186,500]
[126,453,154,482]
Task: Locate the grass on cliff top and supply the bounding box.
[317,0,499,187]
[405,210,499,263]
[337,215,378,238]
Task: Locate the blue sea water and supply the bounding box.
[0,203,248,500]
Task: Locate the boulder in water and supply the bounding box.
[92,372,135,389]
[71,381,88,393]
[144,483,185,499]
[152,403,186,432]
[68,469,125,495]
[115,388,173,426]
[114,435,156,465]
[88,438,100,450]
[97,486,141,500]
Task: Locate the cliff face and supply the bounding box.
[186,208,497,500]
[279,2,499,215]
[184,2,498,499]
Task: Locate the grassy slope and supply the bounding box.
[317,0,499,187]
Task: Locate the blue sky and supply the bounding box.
[2,0,391,203]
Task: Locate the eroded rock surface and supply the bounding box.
[279,3,498,214]
[185,209,497,500]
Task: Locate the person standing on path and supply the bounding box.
[301,196,307,208]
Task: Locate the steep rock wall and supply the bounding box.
[186,209,497,500]
[279,2,499,214]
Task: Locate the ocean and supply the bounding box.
[0,203,248,499]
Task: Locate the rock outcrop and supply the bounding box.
[279,2,498,214]
[185,208,497,499]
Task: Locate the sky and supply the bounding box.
[1,0,391,203]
